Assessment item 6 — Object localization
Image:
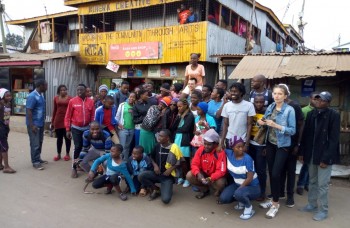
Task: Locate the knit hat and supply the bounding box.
[172,97,179,103]
[197,101,208,114]
[160,97,172,107]
[0,88,9,99]
[99,84,108,93]
[229,135,245,148]
[203,129,220,143]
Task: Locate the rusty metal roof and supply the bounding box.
[229,53,350,79]
[0,52,79,62]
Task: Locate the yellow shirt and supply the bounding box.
[251,113,264,138]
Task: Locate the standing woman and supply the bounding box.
[116,92,136,161]
[183,53,205,93]
[133,89,152,148]
[51,85,72,161]
[173,98,194,187]
[258,84,296,219]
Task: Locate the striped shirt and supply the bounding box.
[226,151,259,186]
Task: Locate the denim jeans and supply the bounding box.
[297,163,309,188]
[118,129,134,161]
[71,128,84,160]
[308,163,332,213]
[248,144,267,196]
[138,170,174,204]
[80,147,103,172]
[219,183,261,208]
[27,126,44,165]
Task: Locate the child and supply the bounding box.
[88,144,136,201]
[219,136,261,220]
[0,89,16,173]
[127,146,153,196]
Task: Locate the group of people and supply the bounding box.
[0,64,340,221]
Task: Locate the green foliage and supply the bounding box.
[5,33,24,48]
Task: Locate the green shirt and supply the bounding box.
[302,104,314,120]
[123,103,135,129]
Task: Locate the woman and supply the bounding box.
[183,53,205,92]
[257,84,296,219]
[173,99,194,187]
[51,85,72,161]
[190,90,202,118]
[170,83,183,99]
[219,136,261,220]
[161,98,179,140]
[207,88,225,134]
[116,92,136,161]
[108,82,119,96]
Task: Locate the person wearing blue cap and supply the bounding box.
[299,91,340,221]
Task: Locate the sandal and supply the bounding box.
[139,188,147,197]
[63,155,70,161]
[3,168,16,174]
[195,190,210,199]
[53,155,61,161]
[149,189,160,201]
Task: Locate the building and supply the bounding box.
[333,42,350,52]
[63,0,303,89]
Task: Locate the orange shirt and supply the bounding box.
[185,64,205,85]
[178,10,190,24]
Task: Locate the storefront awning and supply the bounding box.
[229,54,350,80]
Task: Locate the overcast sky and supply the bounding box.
[2,0,350,50]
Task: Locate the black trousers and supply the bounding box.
[71,128,84,159]
[92,174,121,189]
[55,128,71,154]
[280,149,297,197]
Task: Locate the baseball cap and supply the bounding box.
[203,129,220,143]
[315,91,332,102]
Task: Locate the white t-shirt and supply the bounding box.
[221,100,256,140]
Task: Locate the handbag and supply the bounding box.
[253,126,267,145]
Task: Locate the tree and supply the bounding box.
[5,33,24,48]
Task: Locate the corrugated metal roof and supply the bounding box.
[0,52,79,63]
[229,54,350,79]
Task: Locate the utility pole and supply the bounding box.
[0,0,7,53]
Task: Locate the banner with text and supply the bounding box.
[110,42,159,60]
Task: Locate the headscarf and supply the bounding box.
[0,88,9,99]
[229,135,244,148]
[197,101,208,114]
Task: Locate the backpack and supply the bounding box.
[141,106,161,131]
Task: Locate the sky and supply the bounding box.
[2,0,350,50]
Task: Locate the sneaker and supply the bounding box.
[33,163,44,170]
[267,194,286,200]
[299,204,318,213]
[240,207,255,220]
[259,200,273,209]
[119,193,128,201]
[296,187,304,195]
[286,197,295,208]
[40,160,48,164]
[149,189,160,201]
[192,186,200,192]
[234,202,245,210]
[182,180,190,188]
[71,169,78,178]
[313,211,328,221]
[265,204,280,219]
[177,178,184,185]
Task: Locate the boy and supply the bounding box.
[0,89,16,173]
[127,146,153,195]
[88,144,136,201]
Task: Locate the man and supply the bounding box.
[221,82,256,151]
[79,121,113,173]
[114,81,130,110]
[145,82,158,105]
[26,79,48,170]
[95,84,108,108]
[296,92,318,195]
[157,83,171,104]
[202,84,213,103]
[180,77,197,101]
[215,79,228,91]
[249,74,273,107]
[138,129,183,204]
[299,91,340,221]
[65,84,95,178]
[186,129,227,199]
[177,3,190,24]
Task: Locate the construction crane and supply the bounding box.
[297,0,307,51]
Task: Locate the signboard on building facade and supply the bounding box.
[110,42,159,60]
[148,65,161,77]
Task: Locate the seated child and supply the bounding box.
[87,144,136,201]
[127,146,153,196]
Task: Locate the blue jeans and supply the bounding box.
[118,129,134,161]
[249,144,267,196]
[297,163,309,188]
[308,163,332,213]
[219,183,261,208]
[27,126,44,165]
[138,170,174,204]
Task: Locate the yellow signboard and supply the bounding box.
[64,0,100,6]
[79,22,208,65]
[78,0,181,15]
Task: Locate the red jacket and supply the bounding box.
[64,96,95,131]
[191,146,227,181]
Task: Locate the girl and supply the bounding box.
[116,92,136,161]
[88,144,136,201]
[258,84,296,219]
[170,83,183,99]
[173,99,194,187]
[190,89,202,118]
[51,85,72,161]
[0,89,16,173]
[183,53,205,92]
[219,136,260,220]
[208,88,225,134]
